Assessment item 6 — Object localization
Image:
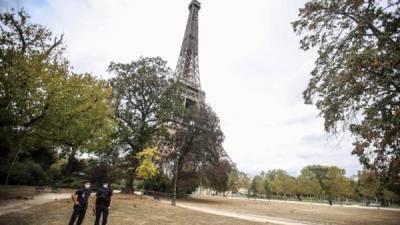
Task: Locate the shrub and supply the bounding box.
[7,160,48,185]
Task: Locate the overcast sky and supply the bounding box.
[2,0,363,176]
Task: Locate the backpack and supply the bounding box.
[97,188,109,201]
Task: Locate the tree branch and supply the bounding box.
[44,34,63,57]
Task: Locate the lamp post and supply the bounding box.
[172,148,181,206]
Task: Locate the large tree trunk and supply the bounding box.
[376,186,388,207]
[64,148,78,176]
[123,150,139,194]
[124,168,135,194]
[5,149,21,185]
[125,175,134,193]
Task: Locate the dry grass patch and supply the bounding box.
[0,194,265,225]
[0,185,73,200]
[182,197,400,225]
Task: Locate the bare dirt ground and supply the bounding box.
[176,202,310,225]
[0,185,74,216]
[0,193,71,216]
[180,196,400,225]
[0,185,72,200]
[226,196,400,212]
[0,194,266,225]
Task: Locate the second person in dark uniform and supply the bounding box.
[93,183,113,225]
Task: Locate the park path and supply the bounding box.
[225,196,400,212]
[156,198,315,225]
[0,193,70,216]
[177,202,316,225]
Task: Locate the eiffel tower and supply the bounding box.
[174,1,236,167]
[175,0,205,108]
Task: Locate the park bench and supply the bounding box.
[153,195,161,201]
[35,186,46,193]
[51,186,59,193]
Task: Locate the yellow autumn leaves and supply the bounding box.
[135,148,161,179]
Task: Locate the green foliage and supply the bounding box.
[228,169,239,192]
[174,104,231,193]
[297,166,322,197]
[357,170,380,199]
[238,172,251,192]
[302,165,351,199]
[0,9,65,184]
[108,57,183,153]
[250,175,264,196]
[108,57,182,192]
[111,182,125,191]
[0,9,115,185]
[142,172,171,193]
[265,169,296,197]
[202,160,232,193]
[36,73,115,155]
[293,0,400,192]
[48,159,67,181]
[356,169,400,205]
[69,178,87,189]
[8,160,47,185]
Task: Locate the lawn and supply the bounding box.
[0,194,265,225]
[1,186,399,225]
[182,196,400,225]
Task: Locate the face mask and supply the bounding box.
[103,184,108,189]
[84,184,91,189]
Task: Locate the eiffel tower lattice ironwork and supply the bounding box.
[174,1,236,168]
[175,0,205,108]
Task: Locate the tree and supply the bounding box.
[249,177,257,197]
[284,176,298,198]
[357,170,381,202]
[297,166,322,199]
[266,169,294,198]
[0,9,115,185]
[324,166,349,202]
[203,159,232,194]
[257,171,272,199]
[253,175,265,196]
[0,9,64,184]
[174,104,227,192]
[262,173,271,199]
[238,172,251,194]
[38,73,115,169]
[307,165,336,200]
[85,139,126,189]
[293,0,400,193]
[303,165,353,202]
[108,57,182,192]
[228,169,240,193]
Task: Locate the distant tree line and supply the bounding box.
[228,165,399,206]
[0,9,232,193]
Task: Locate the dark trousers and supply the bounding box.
[68,205,87,225]
[94,206,109,225]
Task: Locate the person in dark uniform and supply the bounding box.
[68,181,92,225]
[93,183,113,225]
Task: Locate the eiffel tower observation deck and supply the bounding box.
[175,0,205,108]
